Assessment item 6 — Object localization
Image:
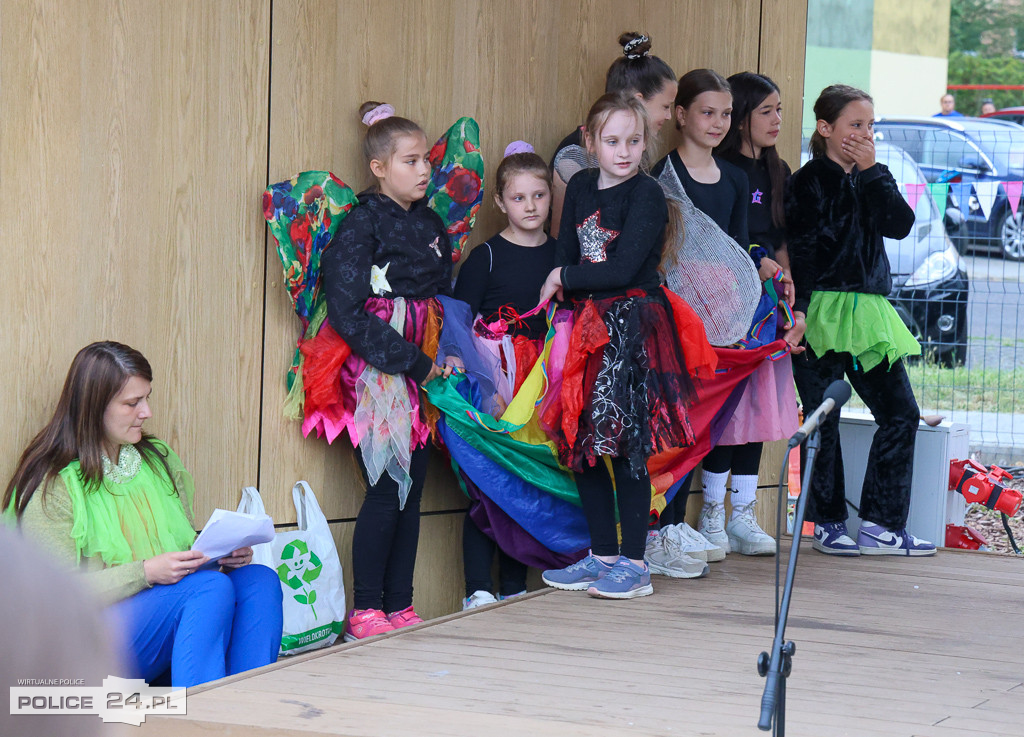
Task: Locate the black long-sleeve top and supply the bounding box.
[555,169,667,298]
[652,150,750,248]
[784,157,915,315]
[721,151,791,259]
[322,192,452,385]
[453,234,556,340]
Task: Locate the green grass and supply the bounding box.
[845,363,1024,414]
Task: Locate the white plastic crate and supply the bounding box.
[836,411,969,544]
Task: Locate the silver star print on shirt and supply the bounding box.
[576,211,620,263]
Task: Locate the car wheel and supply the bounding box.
[998,209,1024,260]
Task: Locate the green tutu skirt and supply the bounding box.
[804,291,921,372]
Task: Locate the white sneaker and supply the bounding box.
[662,523,726,563]
[726,502,777,556]
[645,533,709,579]
[462,590,498,610]
[698,502,731,554]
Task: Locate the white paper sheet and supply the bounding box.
[191,508,275,562]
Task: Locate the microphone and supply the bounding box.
[787,380,852,448]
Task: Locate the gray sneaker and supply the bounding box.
[662,522,727,563]
[698,501,731,553]
[646,533,709,578]
[726,502,777,556]
[542,553,614,591]
[587,557,654,599]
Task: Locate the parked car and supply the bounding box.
[799,141,969,365]
[980,107,1024,125]
[874,116,1024,260]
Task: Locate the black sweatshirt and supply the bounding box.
[453,234,556,340]
[784,157,915,315]
[652,149,750,248]
[555,169,667,298]
[721,151,791,259]
[322,192,452,385]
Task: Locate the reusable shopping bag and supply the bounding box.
[238,482,346,655]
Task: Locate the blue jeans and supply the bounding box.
[110,564,283,687]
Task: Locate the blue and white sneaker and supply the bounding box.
[498,589,526,601]
[587,557,654,599]
[857,521,937,556]
[812,522,860,556]
[542,553,614,591]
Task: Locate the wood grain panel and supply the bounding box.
[0,0,269,523]
[758,0,810,166]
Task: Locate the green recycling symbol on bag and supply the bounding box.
[277,539,323,618]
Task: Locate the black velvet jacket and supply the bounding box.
[322,192,452,385]
[784,157,914,315]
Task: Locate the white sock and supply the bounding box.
[731,475,758,519]
[702,470,729,506]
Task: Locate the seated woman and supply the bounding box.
[3,341,283,688]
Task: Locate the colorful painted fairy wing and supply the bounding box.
[426,117,484,263]
[262,171,358,411]
[263,171,358,328]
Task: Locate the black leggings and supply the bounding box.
[577,457,651,561]
[702,442,763,475]
[462,515,528,597]
[792,347,919,529]
[351,445,429,612]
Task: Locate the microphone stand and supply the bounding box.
[757,428,821,734]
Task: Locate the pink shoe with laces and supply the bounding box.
[343,609,394,642]
[386,605,424,629]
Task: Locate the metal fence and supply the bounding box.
[798,118,1024,462]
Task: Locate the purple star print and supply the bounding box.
[751,189,763,205]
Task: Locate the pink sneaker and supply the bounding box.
[343,609,394,642]
[386,605,424,629]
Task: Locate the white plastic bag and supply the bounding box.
[238,483,346,655]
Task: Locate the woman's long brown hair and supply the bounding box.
[3,341,173,516]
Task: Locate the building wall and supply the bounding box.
[802,0,952,135]
[1,0,808,620]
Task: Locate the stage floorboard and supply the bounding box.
[141,544,1024,736]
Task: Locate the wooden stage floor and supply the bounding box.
[142,544,1024,737]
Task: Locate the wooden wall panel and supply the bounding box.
[1,0,809,613]
[758,0,810,166]
[260,0,808,524]
[0,0,269,523]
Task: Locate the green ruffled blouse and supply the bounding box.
[17,439,197,604]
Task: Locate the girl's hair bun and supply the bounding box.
[503,140,535,158]
[619,32,651,60]
[359,100,395,127]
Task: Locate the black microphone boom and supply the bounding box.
[787,380,852,448]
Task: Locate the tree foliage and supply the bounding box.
[948,52,1024,112]
[950,0,1024,56]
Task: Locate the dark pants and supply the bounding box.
[702,442,764,475]
[462,515,528,597]
[792,347,919,529]
[351,445,429,612]
[577,456,651,561]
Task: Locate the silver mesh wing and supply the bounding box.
[657,162,760,346]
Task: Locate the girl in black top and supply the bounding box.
[538,93,702,600]
[654,69,792,558]
[454,142,555,609]
[321,101,454,640]
[550,31,676,237]
[785,85,934,557]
